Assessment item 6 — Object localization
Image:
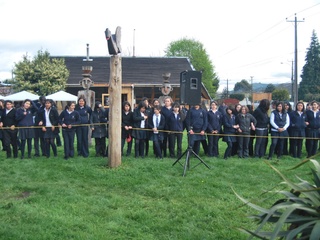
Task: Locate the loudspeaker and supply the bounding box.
[180,70,202,105]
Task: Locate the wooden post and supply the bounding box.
[108,55,122,167]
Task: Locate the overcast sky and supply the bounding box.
[0,0,320,92]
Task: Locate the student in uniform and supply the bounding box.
[39,99,59,158]
[185,103,208,155]
[268,101,290,160]
[167,102,185,158]
[15,99,37,159]
[289,101,306,158]
[206,101,223,157]
[75,97,92,158]
[59,102,80,160]
[132,101,148,158]
[0,100,18,158]
[253,99,270,158]
[121,101,133,157]
[305,100,320,158]
[161,96,173,157]
[222,106,239,160]
[235,105,257,158]
[90,101,108,157]
[148,105,165,159]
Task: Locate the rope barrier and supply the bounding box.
[0,124,318,140]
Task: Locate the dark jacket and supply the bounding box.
[39,107,60,134]
[235,113,257,135]
[90,107,108,138]
[75,105,92,124]
[148,113,165,141]
[206,110,223,133]
[253,106,269,129]
[59,110,81,130]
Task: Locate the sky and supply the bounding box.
[1,0,320,92]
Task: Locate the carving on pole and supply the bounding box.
[105,27,122,168]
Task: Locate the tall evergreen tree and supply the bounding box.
[165,38,219,98]
[299,30,320,102]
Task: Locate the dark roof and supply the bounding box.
[53,56,194,85]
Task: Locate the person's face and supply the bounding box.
[69,103,75,111]
[45,101,52,109]
[173,106,179,113]
[153,101,160,107]
[297,103,303,111]
[24,101,31,109]
[236,105,241,111]
[5,102,12,110]
[140,106,146,113]
[79,99,85,106]
[211,102,217,110]
[154,109,160,115]
[227,109,232,115]
[241,107,246,114]
[124,104,130,112]
[194,105,200,110]
[312,102,318,110]
[276,104,282,112]
[164,98,171,107]
[285,104,289,110]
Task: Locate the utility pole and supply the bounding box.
[226,79,229,98]
[250,76,253,105]
[287,13,304,107]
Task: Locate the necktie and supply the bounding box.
[156,116,159,127]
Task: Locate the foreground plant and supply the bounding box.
[235,159,320,240]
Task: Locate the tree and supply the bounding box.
[264,83,276,93]
[234,79,251,93]
[230,93,245,101]
[220,87,229,99]
[165,38,219,98]
[11,50,69,96]
[272,89,290,101]
[299,30,320,102]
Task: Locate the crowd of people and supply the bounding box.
[0,96,319,161]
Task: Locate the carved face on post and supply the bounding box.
[161,83,173,96]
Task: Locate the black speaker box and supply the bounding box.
[180,71,202,105]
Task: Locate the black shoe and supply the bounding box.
[34,154,40,157]
[64,156,68,160]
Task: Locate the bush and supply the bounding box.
[235,159,320,239]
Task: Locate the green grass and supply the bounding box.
[0,138,316,240]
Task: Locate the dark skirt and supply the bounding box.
[43,127,57,139]
[132,128,147,140]
[18,127,35,140]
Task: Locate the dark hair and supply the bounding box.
[226,106,234,115]
[275,101,285,113]
[295,101,305,112]
[122,101,131,111]
[5,100,13,105]
[77,97,86,105]
[172,102,180,109]
[257,99,270,113]
[153,105,161,111]
[137,101,147,110]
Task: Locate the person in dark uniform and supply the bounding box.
[0,100,18,158]
[283,101,293,155]
[161,96,173,158]
[206,101,223,157]
[0,99,4,151]
[253,99,270,158]
[148,105,165,159]
[132,101,148,158]
[185,103,208,155]
[15,99,37,159]
[90,101,108,157]
[34,96,46,157]
[268,101,290,160]
[289,101,306,158]
[38,99,59,158]
[235,106,257,158]
[222,106,239,160]
[121,101,133,157]
[305,100,320,158]
[75,97,92,158]
[167,102,185,158]
[141,97,152,157]
[231,103,242,156]
[59,102,80,160]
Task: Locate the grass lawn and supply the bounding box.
[0,136,316,240]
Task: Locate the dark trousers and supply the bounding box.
[268,135,284,159]
[3,129,18,158]
[162,133,169,157]
[62,129,76,158]
[291,138,303,158]
[134,138,145,158]
[153,135,163,158]
[207,134,220,157]
[168,132,183,158]
[34,128,45,156]
[76,126,89,157]
[237,135,250,158]
[20,138,32,158]
[95,137,106,156]
[254,129,268,158]
[224,141,233,159]
[121,138,132,156]
[44,137,57,157]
